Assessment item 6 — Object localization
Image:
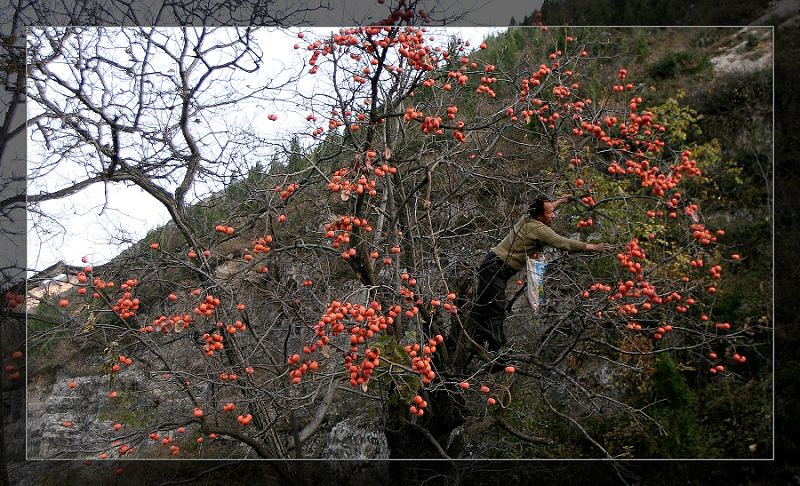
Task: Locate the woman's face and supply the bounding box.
[535,201,556,226]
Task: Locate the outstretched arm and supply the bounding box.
[533,223,613,253]
[550,194,574,211]
[584,242,613,252]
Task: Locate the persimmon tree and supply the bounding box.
[4,3,329,484]
[22,11,768,463]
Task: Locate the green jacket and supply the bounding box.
[491,215,588,271]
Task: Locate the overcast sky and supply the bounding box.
[26,26,507,274]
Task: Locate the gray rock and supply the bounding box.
[322,415,389,459]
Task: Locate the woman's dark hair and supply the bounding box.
[528,197,548,218]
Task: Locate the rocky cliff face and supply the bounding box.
[27,368,199,459]
[709,26,773,75]
[27,367,392,461]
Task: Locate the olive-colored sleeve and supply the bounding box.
[529,222,587,252]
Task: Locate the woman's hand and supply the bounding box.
[551,194,574,210]
[586,242,613,252]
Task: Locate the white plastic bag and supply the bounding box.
[525,257,547,311]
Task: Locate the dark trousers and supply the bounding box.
[472,252,517,350]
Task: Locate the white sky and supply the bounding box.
[26,26,506,274]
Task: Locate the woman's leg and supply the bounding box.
[473,253,510,350]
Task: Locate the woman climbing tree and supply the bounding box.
[471,195,612,351]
